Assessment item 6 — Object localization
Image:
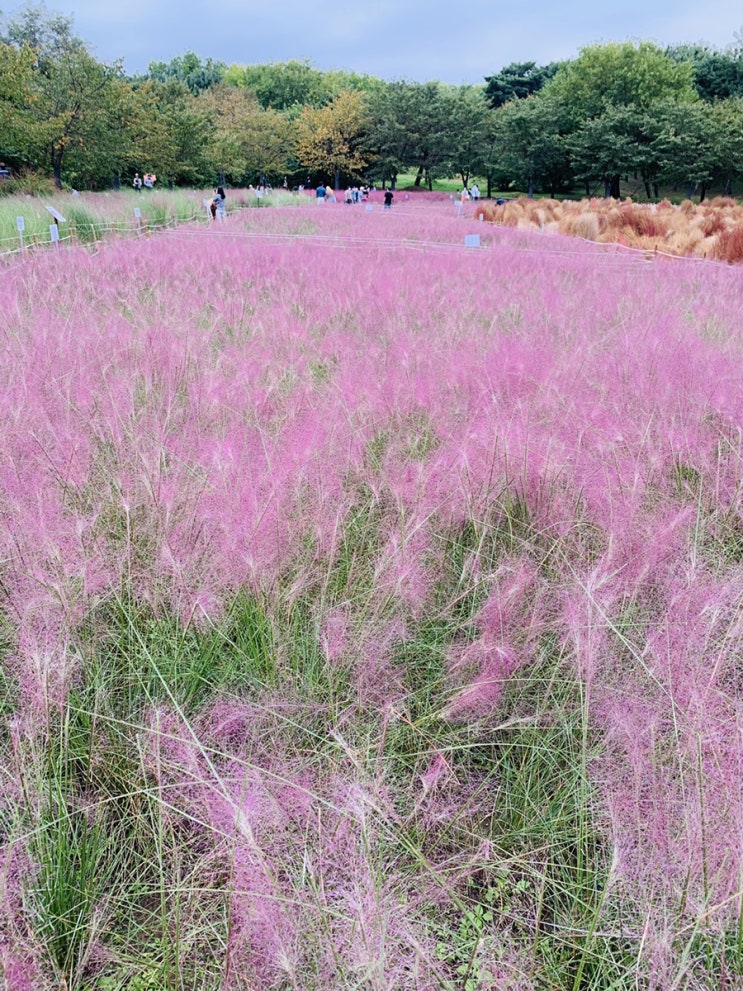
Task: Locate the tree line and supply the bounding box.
[2,4,743,199]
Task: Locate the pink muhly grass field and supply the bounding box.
[1,198,743,989]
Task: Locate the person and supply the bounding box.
[143,173,154,189]
[383,189,394,209]
[0,162,10,181]
[133,172,143,191]
[211,186,226,220]
[316,184,326,204]
[470,183,480,201]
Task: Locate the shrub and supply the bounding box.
[0,170,56,198]
[711,223,743,263]
[570,211,601,242]
[699,213,727,237]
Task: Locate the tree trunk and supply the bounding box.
[51,144,63,190]
[486,174,492,199]
[528,177,534,198]
[414,164,424,188]
[610,175,621,199]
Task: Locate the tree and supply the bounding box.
[146,51,225,94]
[709,98,743,194]
[567,104,659,198]
[652,100,719,198]
[666,43,743,101]
[225,60,330,111]
[365,81,431,187]
[1,5,122,187]
[198,83,295,185]
[296,90,368,189]
[544,41,697,120]
[366,81,451,189]
[124,79,212,186]
[0,42,36,165]
[491,95,571,197]
[440,85,491,188]
[484,60,560,108]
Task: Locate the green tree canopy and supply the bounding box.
[666,43,743,101]
[146,51,225,94]
[0,42,36,164]
[225,59,329,111]
[440,85,492,187]
[198,83,295,185]
[484,60,560,108]
[544,41,697,119]
[296,89,368,188]
[1,4,123,186]
[491,94,571,196]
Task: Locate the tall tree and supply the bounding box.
[567,104,657,199]
[0,42,36,165]
[484,61,560,108]
[666,43,743,101]
[440,85,491,188]
[1,5,121,187]
[147,52,227,96]
[491,94,571,197]
[199,83,295,185]
[146,51,225,94]
[543,41,697,120]
[296,90,368,189]
[225,60,330,111]
[125,79,212,186]
[652,100,721,199]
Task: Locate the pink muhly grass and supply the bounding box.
[442,638,517,722]
[4,197,743,986]
[0,845,42,991]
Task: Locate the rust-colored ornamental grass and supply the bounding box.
[1,195,743,990]
[476,194,743,262]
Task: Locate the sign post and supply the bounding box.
[16,215,25,254]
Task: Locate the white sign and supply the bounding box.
[134,207,141,219]
[46,205,66,223]
[16,216,25,232]
[465,234,481,249]
[50,224,60,243]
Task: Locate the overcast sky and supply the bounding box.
[10,0,743,83]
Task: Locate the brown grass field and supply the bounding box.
[475,196,743,263]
